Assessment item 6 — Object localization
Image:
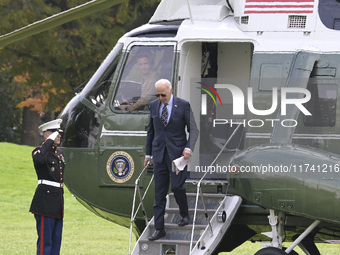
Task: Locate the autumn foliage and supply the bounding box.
[0,0,160,145]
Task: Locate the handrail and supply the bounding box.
[128,162,154,255]
[189,123,243,253]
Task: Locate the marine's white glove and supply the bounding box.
[48,131,59,141]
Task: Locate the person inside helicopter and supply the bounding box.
[118,52,159,111]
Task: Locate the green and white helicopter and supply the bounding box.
[2,0,340,254]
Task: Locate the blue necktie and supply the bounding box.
[161,104,168,127]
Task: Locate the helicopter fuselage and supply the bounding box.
[59,0,340,251]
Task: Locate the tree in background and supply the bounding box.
[0,72,22,143]
[0,0,160,145]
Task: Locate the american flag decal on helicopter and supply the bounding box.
[244,0,315,14]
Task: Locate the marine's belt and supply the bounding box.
[38,179,63,188]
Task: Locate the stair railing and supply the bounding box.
[128,161,154,255]
[189,123,243,253]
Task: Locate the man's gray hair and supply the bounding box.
[155,79,172,91]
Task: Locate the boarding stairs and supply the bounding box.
[130,190,241,255]
[129,124,243,254]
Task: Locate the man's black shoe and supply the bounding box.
[148,229,166,241]
[178,216,190,226]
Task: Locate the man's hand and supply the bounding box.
[119,104,128,110]
[144,157,152,167]
[182,148,191,159]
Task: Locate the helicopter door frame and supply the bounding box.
[98,40,178,189]
[176,41,253,179]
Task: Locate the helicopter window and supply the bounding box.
[83,43,123,108]
[112,45,174,112]
[61,99,101,148]
[319,0,340,31]
[304,83,338,127]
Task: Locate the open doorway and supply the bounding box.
[178,41,253,179]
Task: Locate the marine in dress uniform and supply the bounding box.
[29,119,65,255]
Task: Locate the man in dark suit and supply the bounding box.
[144,79,199,241]
[30,119,65,255]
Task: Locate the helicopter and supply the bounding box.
[2,0,340,254]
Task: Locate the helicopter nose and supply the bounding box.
[59,96,100,148]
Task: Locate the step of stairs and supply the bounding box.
[137,238,191,255]
[171,193,225,210]
[149,223,206,241]
[164,208,215,226]
[131,193,242,255]
[137,223,205,255]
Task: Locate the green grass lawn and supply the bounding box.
[0,142,339,254]
[0,142,133,255]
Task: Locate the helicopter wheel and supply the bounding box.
[254,247,299,255]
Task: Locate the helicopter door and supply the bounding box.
[98,43,176,188]
[178,41,253,179]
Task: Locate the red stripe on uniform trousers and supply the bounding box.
[40,215,45,255]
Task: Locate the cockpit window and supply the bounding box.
[112,45,174,112]
[304,82,338,127]
[83,43,123,108]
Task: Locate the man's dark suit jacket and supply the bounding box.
[145,96,199,164]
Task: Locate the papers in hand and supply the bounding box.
[172,156,189,175]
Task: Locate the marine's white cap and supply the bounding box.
[38,119,63,132]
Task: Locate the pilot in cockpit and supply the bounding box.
[119,52,159,111]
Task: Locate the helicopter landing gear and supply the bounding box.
[285,220,321,255]
[263,209,286,249]
[254,247,293,255]
[255,209,321,255]
[292,233,321,255]
[254,210,290,254]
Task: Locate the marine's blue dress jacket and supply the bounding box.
[30,138,65,219]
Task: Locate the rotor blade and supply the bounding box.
[0,0,125,48]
